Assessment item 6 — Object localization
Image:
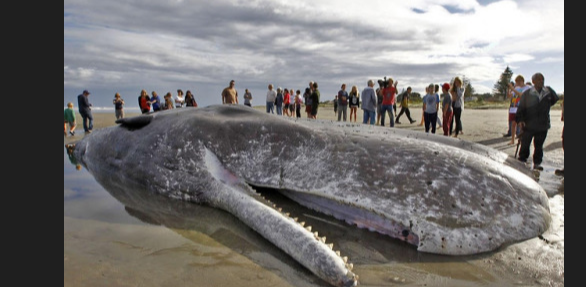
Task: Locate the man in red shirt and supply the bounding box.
[380,78,398,127]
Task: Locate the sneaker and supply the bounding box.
[396,121,402,124]
[517,157,527,163]
[533,164,544,171]
[554,169,564,176]
[410,120,416,124]
[503,133,511,137]
[70,131,75,136]
[85,130,92,134]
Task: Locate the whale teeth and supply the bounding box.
[336,251,341,256]
[277,207,282,212]
[300,221,305,227]
[328,243,333,249]
[343,256,348,263]
[293,217,298,222]
[320,236,326,243]
[313,231,319,238]
[284,212,289,217]
[306,226,312,232]
[347,263,353,271]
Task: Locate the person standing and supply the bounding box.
[348,85,360,122]
[503,81,516,137]
[77,89,93,133]
[380,78,398,127]
[395,87,416,124]
[244,89,253,107]
[138,89,151,114]
[507,75,531,145]
[303,87,312,118]
[294,89,302,118]
[222,80,238,104]
[450,77,465,137]
[337,83,349,122]
[185,90,198,107]
[266,84,277,113]
[434,84,442,129]
[375,83,384,125]
[555,98,564,176]
[361,80,377,125]
[151,91,162,112]
[64,102,76,136]
[440,83,453,136]
[289,88,295,116]
[113,92,125,119]
[515,72,559,170]
[163,92,174,110]
[275,87,284,115]
[333,95,338,116]
[175,89,185,108]
[283,88,291,117]
[310,82,320,119]
[423,84,440,134]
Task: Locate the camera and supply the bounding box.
[378,77,390,88]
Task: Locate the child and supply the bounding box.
[113,92,125,119]
[64,102,76,136]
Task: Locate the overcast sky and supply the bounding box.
[64,0,564,109]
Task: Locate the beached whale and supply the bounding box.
[70,105,551,287]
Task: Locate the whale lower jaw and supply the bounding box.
[204,148,357,287]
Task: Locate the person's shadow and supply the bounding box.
[543,140,563,152]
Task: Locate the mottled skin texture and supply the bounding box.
[72,105,551,286]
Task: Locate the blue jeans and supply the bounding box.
[81,112,93,132]
[276,105,283,115]
[362,110,376,125]
[266,102,274,113]
[380,104,394,127]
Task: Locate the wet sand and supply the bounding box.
[64,105,564,287]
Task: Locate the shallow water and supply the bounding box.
[64,144,564,287]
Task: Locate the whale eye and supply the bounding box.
[402,229,409,237]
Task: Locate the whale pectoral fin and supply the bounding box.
[203,148,357,287]
[116,114,153,130]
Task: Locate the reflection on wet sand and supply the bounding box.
[85,161,519,287]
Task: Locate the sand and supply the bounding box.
[64,105,564,287]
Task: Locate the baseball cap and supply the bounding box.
[442,83,450,90]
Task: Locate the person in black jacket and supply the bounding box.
[77,89,93,133]
[515,73,559,170]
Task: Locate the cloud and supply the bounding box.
[64,0,564,107]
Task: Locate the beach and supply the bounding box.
[64,105,564,287]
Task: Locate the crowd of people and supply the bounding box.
[136,88,199,114]
[66,72,562,171]
[257,77,467,140]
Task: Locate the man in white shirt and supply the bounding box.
[265,84,277,114]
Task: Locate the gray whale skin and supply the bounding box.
[70,105,551,287]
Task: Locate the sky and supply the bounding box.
[64,0,564,110]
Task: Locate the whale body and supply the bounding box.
[70,105,551,287]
